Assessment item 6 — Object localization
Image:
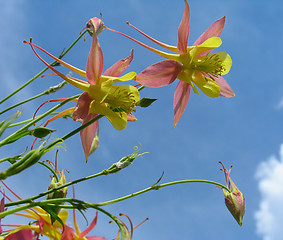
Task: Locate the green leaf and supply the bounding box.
[137,98,157,108]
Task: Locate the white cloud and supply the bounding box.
[275,98,283,110]
[255,144,283,240]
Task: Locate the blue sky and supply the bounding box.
[1,0,283,239]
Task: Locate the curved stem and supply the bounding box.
[95,179,230,206]
[37,161,59,182]
[0,30,87,105]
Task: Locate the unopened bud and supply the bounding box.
[30,126,55,138]
[0,110,22,138]
[219,162,246,226]
[47,171,68,223]
[86,17,104,36]
[107,146,147,174]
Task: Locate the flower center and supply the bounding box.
[104,87,137,113]
[193,53,226,79]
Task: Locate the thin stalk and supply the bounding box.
[0,94,80,147]
[4,169,107,207]
[0,81,68,116]
[37,161,59,182]
[8,112,71,128]
[95,179,231,206]
[0,30,87,105]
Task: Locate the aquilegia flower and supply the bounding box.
[106,0,233,126]
[0,181,68,240]
[24,18,140,160]
[219,162,245,226]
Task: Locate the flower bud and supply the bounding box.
[46,171,68,223]
[86,17,104,36]
[219,162,245,226]
[0,110,22,138]
[107,146,147,174]
[30,126,55,138]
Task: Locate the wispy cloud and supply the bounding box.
[255,144,283,240]
[275,98,283,110]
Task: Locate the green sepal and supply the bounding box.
[137,98,157,108]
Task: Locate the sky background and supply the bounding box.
[0,0,283,239]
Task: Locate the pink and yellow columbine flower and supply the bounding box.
[24,18,140,160]
[0,181,68,240]
[106,0,233,126]
[219,162,245,226]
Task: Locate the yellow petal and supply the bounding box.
[88,79,113,103]
[192,71,220,98]
[100,71,137,83]
[215,52,232,75]
[89,102,127,130]
[193,37,222,57]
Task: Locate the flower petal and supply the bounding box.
[136,60,182,87]
[173,81,191,127]
[177,0,190,54]
[99,72,136,83]
[104,49,134,77]
[86,32,104,85]
[79,212,98,238]
[61,225,76,240]
[89,102,127,131]
[214,75,235,97]
[73,92,92,121]
[193,37,222,58]
[192,71,220,98]
[4,229,34,240]
[80,113,99,161]
[215,52,232,75]
[127,113,137,121]
[193,16,226,46]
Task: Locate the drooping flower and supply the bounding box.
[24,20,140,161]
[219,162,245,226]
[106,0,233,126]
[0,181,68,240]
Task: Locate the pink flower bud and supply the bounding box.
[86,17,104,36]
[219,162,246,226]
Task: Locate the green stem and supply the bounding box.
[0,94,80,147]
[39,114,104,152]
[8,112,71,128]
[0,30,87,105]
[0,81,67,116]
[95,179,230,206]
[62,115,104,141]
[138,85,145,91]
[4,169,108,207]
[0,92,47,116]
[38,161,59,182]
